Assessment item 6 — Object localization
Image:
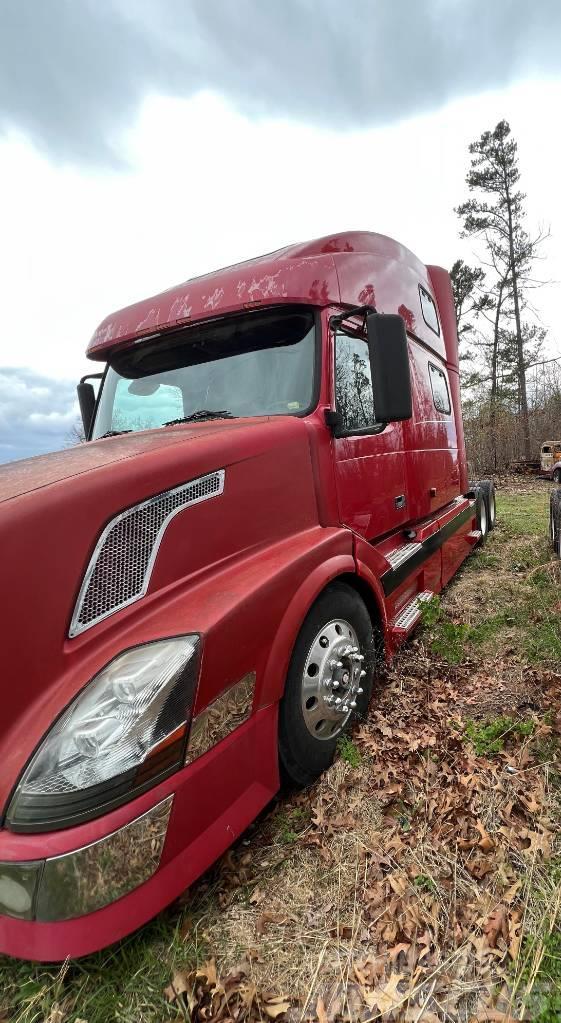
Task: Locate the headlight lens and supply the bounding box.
[7,636,200,833]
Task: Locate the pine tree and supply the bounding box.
[456,120,544,460]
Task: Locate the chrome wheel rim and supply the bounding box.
[301,619,365,740]
[480,499,488,536]
[490,493,496,526]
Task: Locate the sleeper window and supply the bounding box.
[429,363,451,415]
[335,334,376,431]
[419,286,440,335]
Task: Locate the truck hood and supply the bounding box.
[0,417,319,812]
[0,419,268,504]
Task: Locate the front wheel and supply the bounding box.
[553,468,561,485]
[278,583,376,787]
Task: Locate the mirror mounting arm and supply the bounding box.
[329,304,376,339]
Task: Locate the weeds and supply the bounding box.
[464,715,534,756]
[337,735,362,768]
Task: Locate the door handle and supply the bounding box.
[394,494,406,510]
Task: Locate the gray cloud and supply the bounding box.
[1,0,560,166]
[0,367,79,463]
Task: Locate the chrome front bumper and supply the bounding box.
[0,796,172,922]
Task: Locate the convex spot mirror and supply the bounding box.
[366,312,412,423]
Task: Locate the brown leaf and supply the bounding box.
[483,904,509,949]
[262,996,291,1018]
[362,972,405,1013]
[316,996,329,1023]
[164,969,191,1002]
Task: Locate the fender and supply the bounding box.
[259,549,355,709]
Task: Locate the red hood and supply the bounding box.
[0,419,269,504]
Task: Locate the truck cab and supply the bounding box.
[0,232,487,961]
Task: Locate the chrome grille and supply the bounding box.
[69,470,225,637]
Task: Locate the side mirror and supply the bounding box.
[77,380,96,437]
[366,312,412,422]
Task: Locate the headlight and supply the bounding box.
[6,636,200,833]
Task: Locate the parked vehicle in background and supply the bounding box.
[0,231,494,961]
[541,441,561,483]
[510,440,561,480]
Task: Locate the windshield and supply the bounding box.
[92,307,316,438]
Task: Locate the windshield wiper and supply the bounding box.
[98,429,132,439]
[164,410,236,426]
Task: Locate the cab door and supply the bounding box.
[331,329,408,541]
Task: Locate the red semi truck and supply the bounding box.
[0,231,495,961]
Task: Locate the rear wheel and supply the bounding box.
[550,490,561,558]
[278,583,376,786]
[475,487,488,544]
[478,480,496,531]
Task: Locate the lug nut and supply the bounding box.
[360,669,366,678]
[332,680,340,689]
[350,700,357,709]
[334,697,342,706]
[357,687,364,694]
[342,704,349,712]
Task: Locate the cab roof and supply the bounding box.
[87,230,445,362]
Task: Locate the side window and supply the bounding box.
[419,285,440,335]
[543,446,551,454]
[335,334,376,432]
[429,362,451,415]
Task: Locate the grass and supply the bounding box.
[1,479,560,1022]
[420,485,561,667]
[0,915,205,1023]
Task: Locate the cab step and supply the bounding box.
[389,590,434,637]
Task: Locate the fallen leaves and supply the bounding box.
[194,508,561,1023]
[165,959,291,1023]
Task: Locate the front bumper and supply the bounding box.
[0,704,278,961]
[0,797,173,923]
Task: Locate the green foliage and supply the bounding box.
[464,716,534,757]
[337,735,362,768]
[517,931,561,1022]
[413,874,438,895]
[274,806,310,844]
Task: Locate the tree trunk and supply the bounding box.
[490,282,503,471]
[505,184,531,460]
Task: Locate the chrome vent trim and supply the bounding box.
[69,470,225,638]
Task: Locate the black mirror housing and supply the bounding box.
[77,381,96,438]
[366,312,412,422]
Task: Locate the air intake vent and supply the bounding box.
[69,470,225,638]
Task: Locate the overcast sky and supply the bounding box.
[1,0,560,462]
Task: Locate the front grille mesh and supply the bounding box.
[70,470,225,637]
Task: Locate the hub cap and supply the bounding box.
[301,619,365,740]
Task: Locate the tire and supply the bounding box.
[278,582,376,787]
[478,479,496,531]
[475,487,489,544]
[553,468,561,485]
[550,490,561,558]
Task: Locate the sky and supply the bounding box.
[0,0,560,462]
